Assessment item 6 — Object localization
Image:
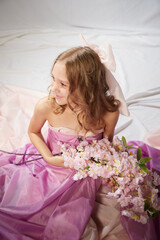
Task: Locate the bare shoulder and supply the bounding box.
[103,110,119,141]
[103,110,119,124]
[34,96,52,115]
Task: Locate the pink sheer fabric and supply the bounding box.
[143,129,160,150]
[0,126,102,240]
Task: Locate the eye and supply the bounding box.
[61,82,67,87]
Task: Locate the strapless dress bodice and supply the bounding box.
[47,124,103,154]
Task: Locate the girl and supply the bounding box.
[0,45,126,240]
[28,46,120,167]
[0,44,159,240]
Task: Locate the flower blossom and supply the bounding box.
[59,136,160,224]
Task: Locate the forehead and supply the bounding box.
[52,61,68,83]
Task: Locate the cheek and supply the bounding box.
[63,88,69,98]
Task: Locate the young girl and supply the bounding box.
[0,44,159,240]
[28,46,120,167]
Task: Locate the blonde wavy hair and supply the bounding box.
[49,46,120,133]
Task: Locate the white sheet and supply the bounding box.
[0,28,159,142]
[0,0,160,32]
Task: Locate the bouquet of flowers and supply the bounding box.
[59,136,160,224]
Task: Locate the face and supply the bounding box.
[51,61,69,105]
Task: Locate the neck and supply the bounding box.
[66,105,81,116]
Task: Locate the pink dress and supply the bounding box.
[0,125,160,240]
[0,125,102,240]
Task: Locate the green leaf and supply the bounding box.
[149,207,159,213]
[129,146,138,149]
[147,211,151,218]
[122,136,127,148]
[77,137,83,141]
[139,164,148,173]
[137,147,142,161]
[126,145,133,149]
[84,166,90,170]
[140,157,152,164]
[144,200,150,211]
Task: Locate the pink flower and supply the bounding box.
[153,171,160,186]
[61,136,160,224]
[131,197,145,213]
[73,170,88,180]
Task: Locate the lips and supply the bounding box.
[55,95,62,99]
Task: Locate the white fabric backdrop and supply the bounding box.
[0,0,160,31]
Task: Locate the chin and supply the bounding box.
[55,98,67,106]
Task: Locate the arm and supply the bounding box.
[28,98,65,167]
[103,110,119,142]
